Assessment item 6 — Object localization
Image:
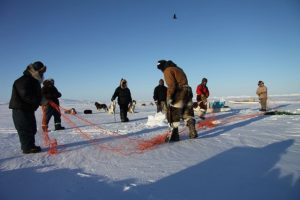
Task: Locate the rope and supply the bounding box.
[44,101,264,155]
[41,105,58,155]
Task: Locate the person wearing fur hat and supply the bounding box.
[256,80,268,111]
[196,77,210,119]
[9,61,47,154]
[111,78,133,122]
[153,79,168,113]
[157,60,198,141]
[42,78,65,131]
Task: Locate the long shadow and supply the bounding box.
[197,103,291,139]
[53,104,292,153]
[133,139,300,200]
[101,116,149,124]
[1,141,298,200]
[0,165,138,200]
[199,114,267,139]
[55,126,167,153]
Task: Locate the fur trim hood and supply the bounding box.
[24,62,47,83]
[120,78,128,89]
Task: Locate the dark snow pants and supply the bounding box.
[119,104,129,122]
[43,105,62,127]
[12,109,37,151]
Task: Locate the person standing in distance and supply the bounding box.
[153,79,167,113]
[256,80,268,111]
[111,78,133,122]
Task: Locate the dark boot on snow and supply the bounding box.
[187,119,198,139]
[166,127,180,142]
[23,145,42,154]
[55,124,65,131]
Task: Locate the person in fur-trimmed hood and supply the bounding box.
[111,78,133,122]
[42,78,65,131]
[157,60,198,141]
[9,61,47,154]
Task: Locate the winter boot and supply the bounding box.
[187,119,198,139]
[120,112,126,122]
[166,127,180,142]
[23,145,42,154]
[55,124,65,131]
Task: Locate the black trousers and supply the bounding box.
[12,109,37,151]
[44,105,61,126]
[119,104,129,122]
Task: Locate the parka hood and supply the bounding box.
[120,78,128,89]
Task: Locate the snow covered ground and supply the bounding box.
[1,95,300,200]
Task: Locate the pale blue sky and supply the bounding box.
[1,0,300,102]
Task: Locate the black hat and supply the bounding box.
[32,61,46,73]
[159,79,164,85]
[202,78,208,83]
[258,80,264,85]
[157,60,167,71]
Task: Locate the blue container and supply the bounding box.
[210,101,225,109]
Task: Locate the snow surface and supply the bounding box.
[1,95,300,200]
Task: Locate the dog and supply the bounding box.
[95,102,108,112]
[128,100,136,113]
[64,108,77,115]
[108,101,116,114]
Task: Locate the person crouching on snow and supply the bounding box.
[111,78,133,122]
[41,78,65,131]
[157,60,198,142]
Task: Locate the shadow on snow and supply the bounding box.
[1,140,299,200]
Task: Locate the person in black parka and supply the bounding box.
[42,78,65,131]
[111,78,132,122]
[153,79,167,113]
[9,61,47,154]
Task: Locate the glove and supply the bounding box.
[167,99,173,107]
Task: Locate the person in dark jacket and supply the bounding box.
[111,78,133,122]
[153,79,167,113]
[157,59,198,142]
[9,61,47,154]
[42,78,65,131]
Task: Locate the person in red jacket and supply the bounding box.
[196,78,209,118]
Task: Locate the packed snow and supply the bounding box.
[1,95,300,200]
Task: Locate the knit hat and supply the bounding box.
[43,78,54,86]
[159,79,164,85]
[258,80,264,85]
[32,61,46,73]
